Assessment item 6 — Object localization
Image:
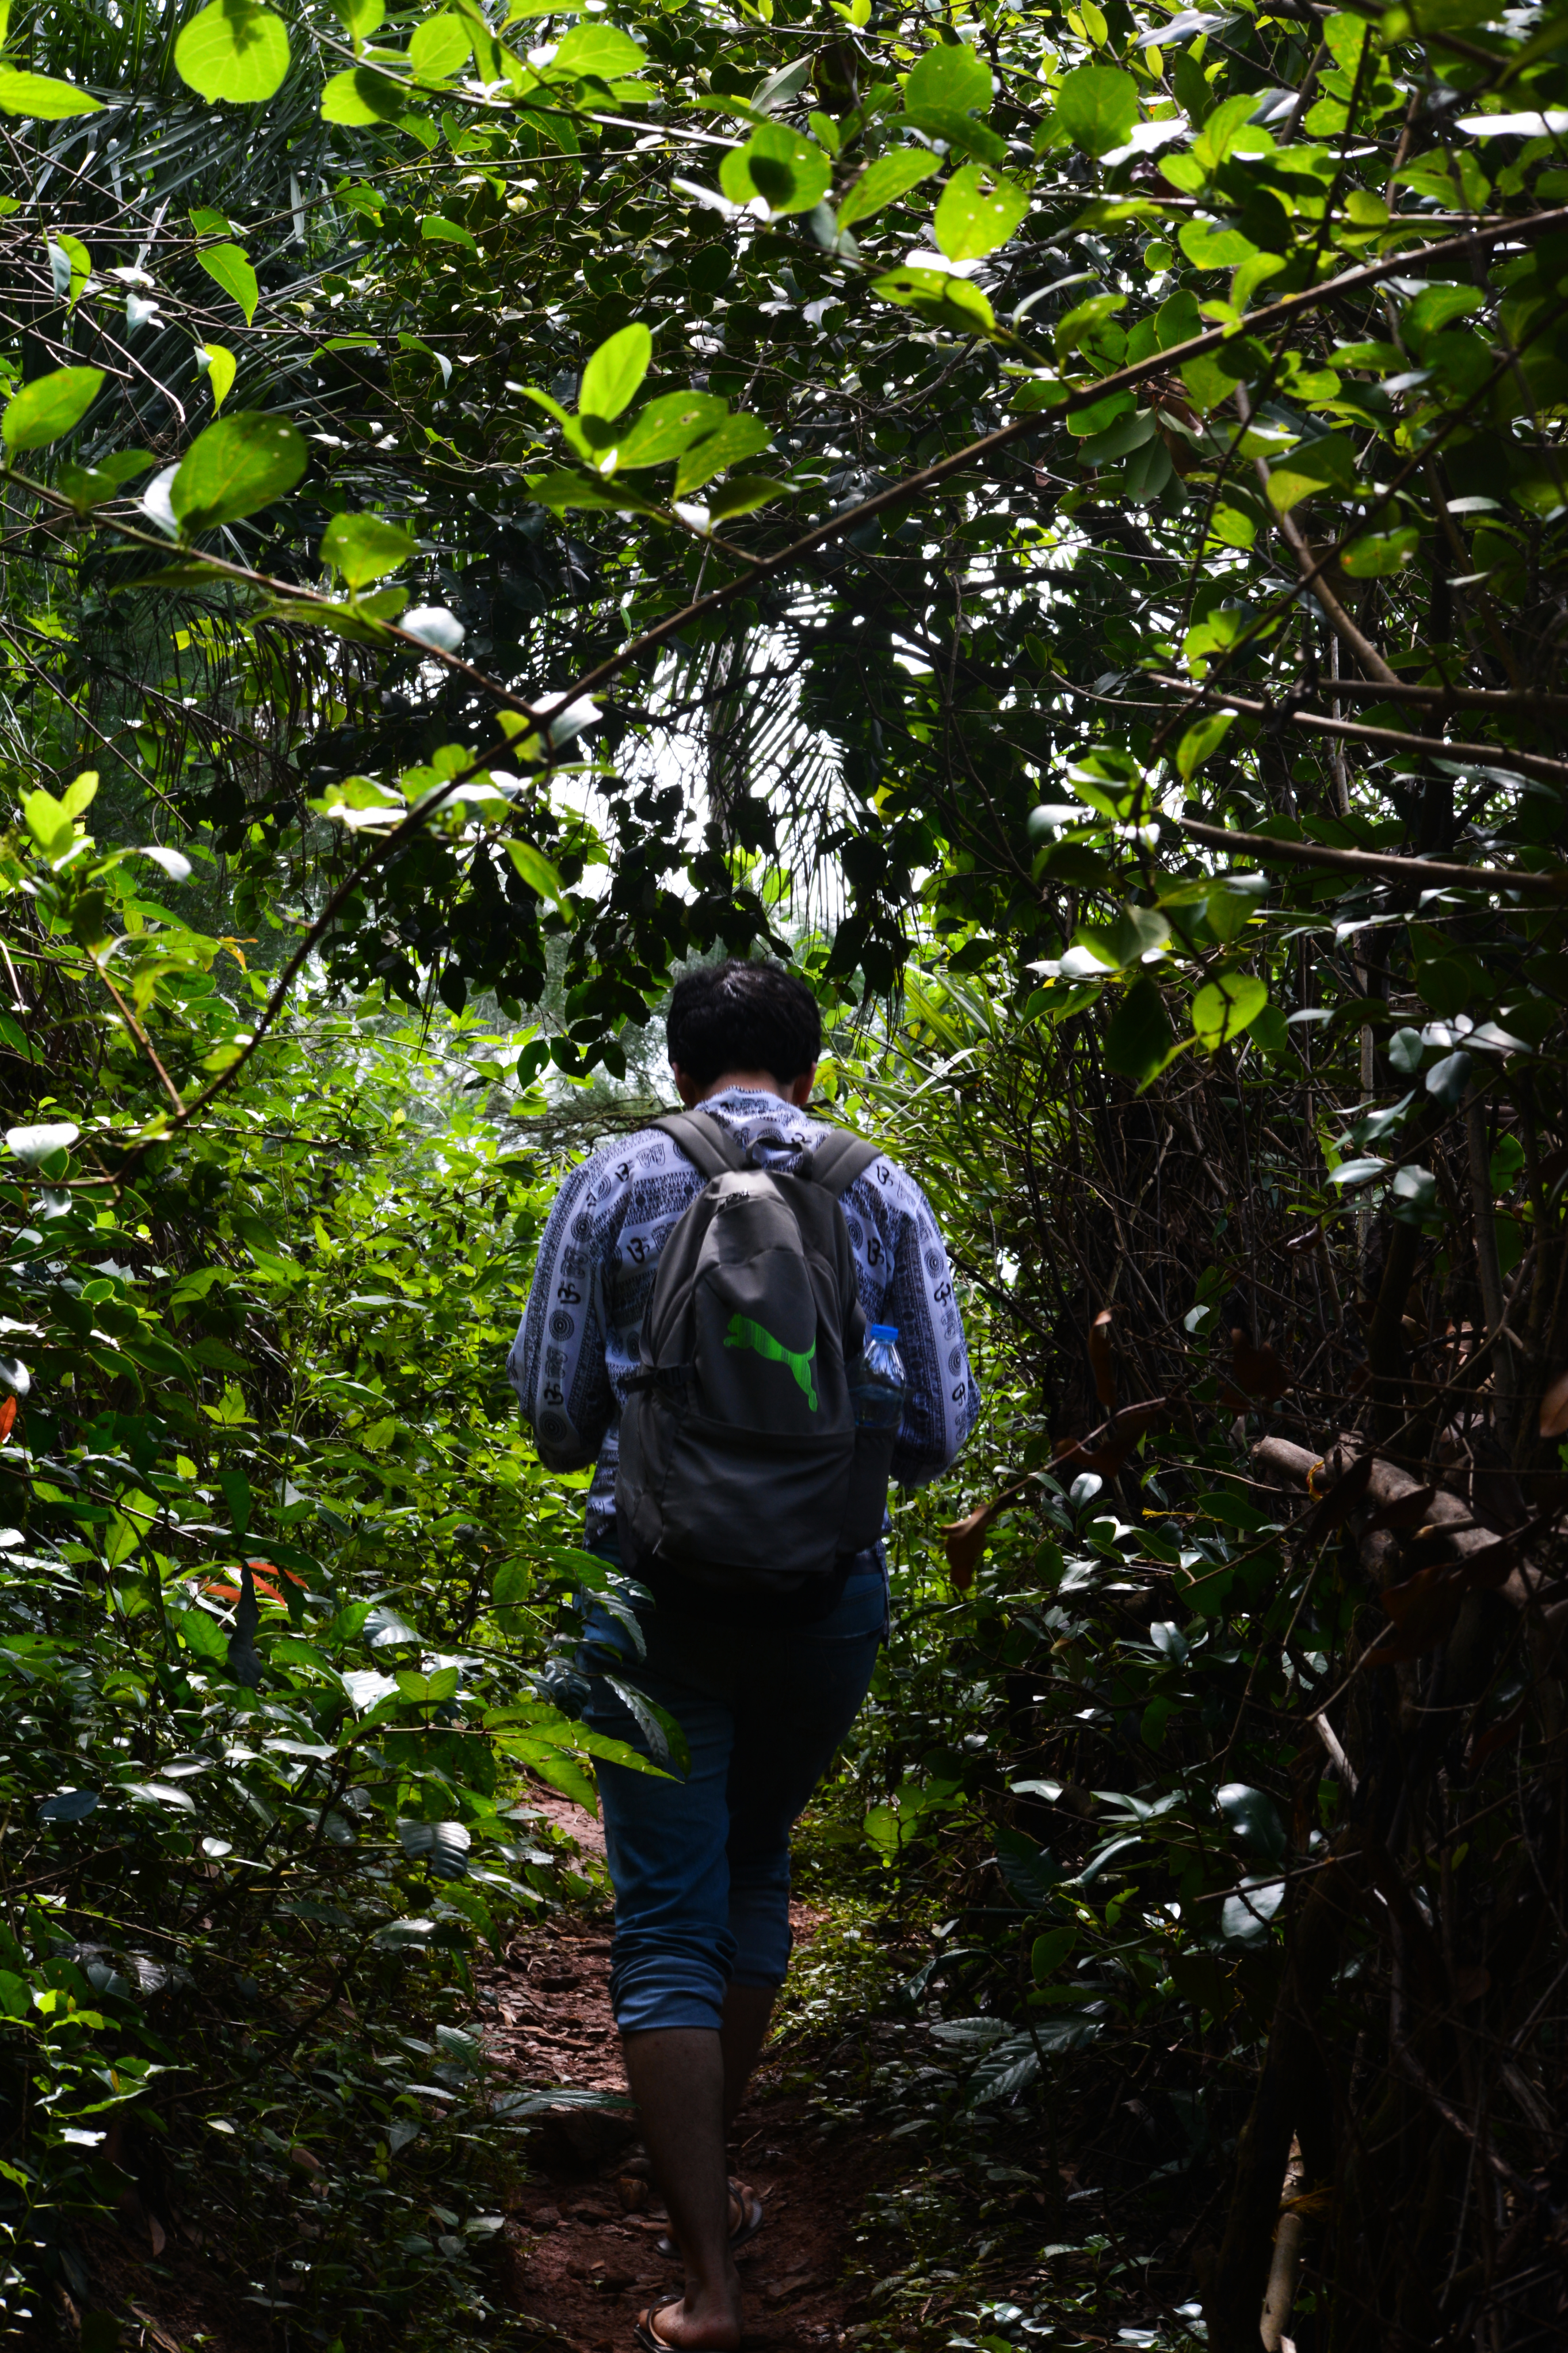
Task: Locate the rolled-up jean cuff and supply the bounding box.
[610,1946,731,2034]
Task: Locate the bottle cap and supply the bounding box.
[868,1323,899,1342]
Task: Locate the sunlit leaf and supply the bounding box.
[174,1,291,105]
[197,241,260,324]
[720,124,832,216]
[933,164,1029,264]
[1054,63,1139,157]
[579,323,652,422]
[2,366,104,450]
[837,148,941,230]
[170,412,307,534]
[320,510,418,588]
[0,70,103,117]
[1192,972,1268,1049]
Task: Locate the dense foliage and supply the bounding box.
[3,0,1568,2347]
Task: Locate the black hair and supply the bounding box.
[665,959,822,1089]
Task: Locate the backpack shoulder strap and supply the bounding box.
[803,1129,881,1200]
[651,1109,748,1182]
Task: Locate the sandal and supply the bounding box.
[654,2179,764,2263]
[632,2309,680,2353]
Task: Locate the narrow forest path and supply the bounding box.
[481,1797,878,2353]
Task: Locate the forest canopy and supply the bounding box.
[2,0,1568,2348]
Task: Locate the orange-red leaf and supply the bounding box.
[1471,1703,1527,1765]
[1452,1535,1517,1594]
[1364,1485,1436,1535]
[941,1501,999,1592]
[0,1395,15,1445]
[1230,1329,1291,1402]
[1361,1560,1462,1667]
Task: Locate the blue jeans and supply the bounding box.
[578,1548,886,2034]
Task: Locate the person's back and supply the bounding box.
[509,959,978,2353]
[510,1086,976,1611]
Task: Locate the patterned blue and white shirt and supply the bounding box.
[509,1086,980,1547]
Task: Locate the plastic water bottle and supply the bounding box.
[849,1323,906,1430]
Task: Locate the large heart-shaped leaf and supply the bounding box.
[720,124,831,216]
[174,1,291,105]
[170,412,308,535]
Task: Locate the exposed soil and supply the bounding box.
[482,1796,881,2353]
[58,1795,895,2353]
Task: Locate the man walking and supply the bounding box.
[510,959,978,2352]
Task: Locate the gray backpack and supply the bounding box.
[615,1109,896,1600]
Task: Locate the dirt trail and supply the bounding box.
[483,1797,875,2352]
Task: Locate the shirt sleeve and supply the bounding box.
[879,1171,981,1487]
[508,1155,615,1474]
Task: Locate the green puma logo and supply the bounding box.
[723,1313,818,1411]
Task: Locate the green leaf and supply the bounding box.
[837,147,941,231]
[199,342,237,414]
[321,65,406,124]
[579,322,652,422]
[1404,281,1485,350]
[1216,1781,1287,1864]
[524,1747,598,1813]
[872,266,997,336]
[170,1605,228,1662]
[421,213,478,249]
[2,366,104,451]
[705,474,787,520]
[993,1825,1062,1910]
[1056,291,1127,363]
[906,104,1008,166]
[335,0,386,40]
[903,40,992,121]
[1103,975,1172,1087]
[169,411,308,534]
[321,511,418,588]
[57,450,155,509]
[1179,219,1256,271]
[1341,526,1420,577]
[490,1559,533,1638]
[1192,972,1268,1050]
[1192,92,1269,177]
[720,124,832,216]
[506,839,570,911]
[863,1800,906,1856]
[174,1,291,105]
[552,21,645,78]
[219,1464,251,1535]
[672,412,772,496]
[197,242,259,325]
[1177,711,1235,780]
[611,389,729,469]
[49,232,91,309]
[933,164,1029,264]
[407,10,471,81]
[397,1816,470,1876]
[395,1666,460,1704]
[529,467,658,513]
[1054,64,1139,158]
[0,71,103,118]
[1030,1925,1077,1982]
